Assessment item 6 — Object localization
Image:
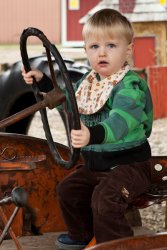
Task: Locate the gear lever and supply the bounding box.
[0,187,28,249]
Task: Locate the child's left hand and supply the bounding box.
[71,121,90,148]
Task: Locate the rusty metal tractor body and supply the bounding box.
[0,132,83,236]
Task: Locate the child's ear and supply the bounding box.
[127,43,133,56]
[126,43,134,65]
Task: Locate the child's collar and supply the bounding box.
[76,64,130,115]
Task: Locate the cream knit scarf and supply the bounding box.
[75,64,130,115]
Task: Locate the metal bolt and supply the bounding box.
[162,176,167,181]
[154,164,163,171]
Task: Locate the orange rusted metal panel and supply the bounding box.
[0,132,83,236]
[85,237,96,249]
[86,233,167,250]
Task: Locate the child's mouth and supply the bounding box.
[98,61,108,66]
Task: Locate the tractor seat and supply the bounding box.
[132,156,167,209]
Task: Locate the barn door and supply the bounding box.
[133,36,156,68]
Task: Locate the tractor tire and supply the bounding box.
[0,55,88,134]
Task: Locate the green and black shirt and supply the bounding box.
[75,70,153,171]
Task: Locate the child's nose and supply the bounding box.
[99,47,106,56]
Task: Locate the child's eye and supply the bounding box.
[108,43,116,48]
[90,44,99,49]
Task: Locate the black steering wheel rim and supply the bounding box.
[20,27,81,169]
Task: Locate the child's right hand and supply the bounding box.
[22,68,43,85]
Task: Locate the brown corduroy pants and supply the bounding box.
[57,161,151,244]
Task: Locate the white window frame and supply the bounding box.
[61,0,84,47]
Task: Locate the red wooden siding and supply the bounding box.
[148,66,167,119]
[66,0,100,41]
[0,0,61,44]
[133,37,156,68]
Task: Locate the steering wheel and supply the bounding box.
[20,27,81,169]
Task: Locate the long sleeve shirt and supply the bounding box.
[75,70,153,170]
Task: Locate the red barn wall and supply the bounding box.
[0,0,61,44]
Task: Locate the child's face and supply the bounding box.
[84,34,132,79]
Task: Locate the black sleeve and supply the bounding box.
[88,124,105,145]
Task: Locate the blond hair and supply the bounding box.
[82,9,134,44]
